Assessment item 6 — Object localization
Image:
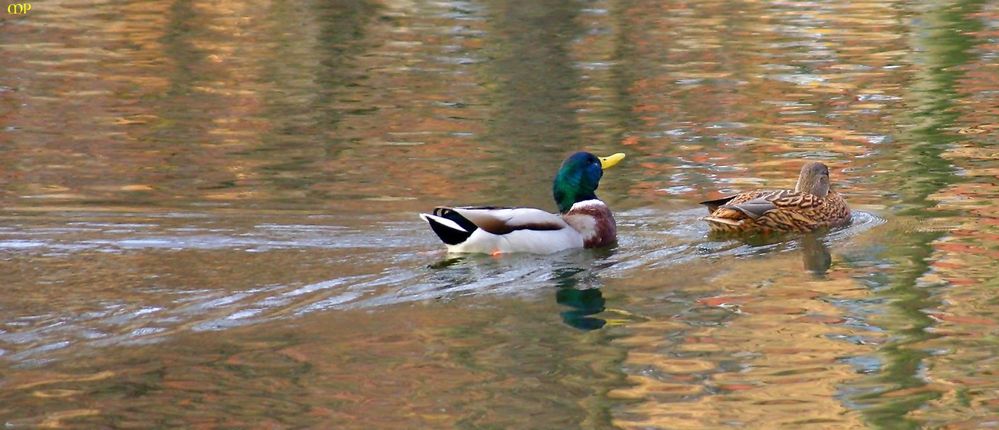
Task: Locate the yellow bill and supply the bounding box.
[599,153,626,170]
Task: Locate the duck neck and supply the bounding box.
[556,191,597,214]
[553,168,600,214]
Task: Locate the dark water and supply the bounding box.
[1,0,998,428]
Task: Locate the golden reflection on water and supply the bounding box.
[1,0,999,428]
[609,252,878,429]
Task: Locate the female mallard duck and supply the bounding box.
[419,152,625,254]
[700,161,850,234]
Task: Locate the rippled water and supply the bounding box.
[2,0,999,428]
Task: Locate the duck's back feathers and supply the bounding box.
[419,206,583,254]
[449,207,567,234]
[702,189,850,234]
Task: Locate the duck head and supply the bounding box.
[553,152,625,213]
[794,161,831,197]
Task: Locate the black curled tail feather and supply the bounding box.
[433,208,478,232]
[700,195,738,213]
[426,208,478,245]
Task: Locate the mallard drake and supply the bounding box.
[700,161,850,234]
[420,152,626,254]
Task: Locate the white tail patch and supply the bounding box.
[419,213,467,232]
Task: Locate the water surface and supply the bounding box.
[2,0,999,428]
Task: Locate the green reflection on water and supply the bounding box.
[480,0,584,207]
[856,1,986,427]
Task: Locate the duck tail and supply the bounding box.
[702,216,742,226]
[699,195,737,213]
[419,208,478,245]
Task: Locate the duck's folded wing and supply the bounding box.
[720,198,778,220]
[715,192,827,221]
[447,207,569,234]
[700,190,775,214]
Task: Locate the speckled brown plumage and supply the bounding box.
[700,162,851,234]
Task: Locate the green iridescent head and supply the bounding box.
[552,152,625,213]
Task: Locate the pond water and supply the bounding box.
[2,0,999,428]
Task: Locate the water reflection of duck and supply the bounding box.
[700,162,851,234]
[419,152,625,254]
[801,234,832,276]
[557,288,606,330]
[550,267,607,330]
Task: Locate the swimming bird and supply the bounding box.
[419,152,625,254]
[700,161,850,234]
